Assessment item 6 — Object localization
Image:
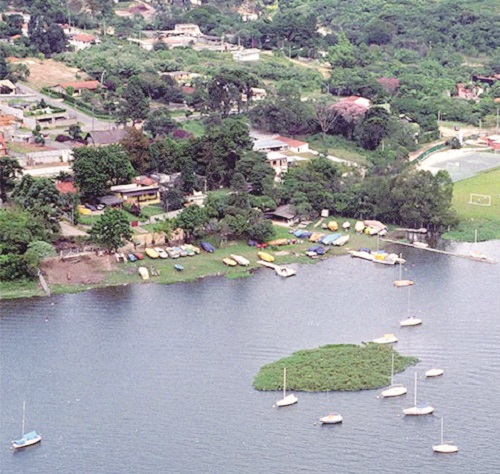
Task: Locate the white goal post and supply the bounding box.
[468,193,491,206]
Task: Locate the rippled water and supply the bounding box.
[1,241,499,473]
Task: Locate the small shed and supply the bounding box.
[98,195,123,208]
[266,205,297,226]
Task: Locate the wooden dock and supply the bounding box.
[381,239,497,264]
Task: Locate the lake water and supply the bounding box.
[1,241,499,473]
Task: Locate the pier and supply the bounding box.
[381,239,497,264]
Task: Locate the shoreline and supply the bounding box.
[1,228,496,301]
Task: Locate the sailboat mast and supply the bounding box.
[399,256,402,280]
[390,352,395,386]
[414,373,417,406]
[22,400,26,435]
[441,417,444,444]
[283,367,287,399]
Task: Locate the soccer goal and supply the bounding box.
[468,193,491,206]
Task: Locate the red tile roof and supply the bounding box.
[72,33,95,43]
[276,136,308,148]
[57,80,102,90]
[55,181,77,194]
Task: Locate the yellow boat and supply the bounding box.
[327,221,338,231]
[145,248,159,259]
[257,251,275,262]
[222,257,238,267]
[309,232,323,242]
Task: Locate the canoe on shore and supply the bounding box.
[230,254,250,266]
[257,251,275,262]
[223,257,238,267]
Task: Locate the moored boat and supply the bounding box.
[319,412,343,424]
[145,248,159,259]
[257,251,274,262]
[275,367,298,407]
[400,316,423,327]
[426,368,444,378]
[230,254,250,266]
[200,241,215,253]
[403,373,434,416]
[11,401,41,450]
[372,334,398,344]
[433,418,458,454]
[381,352,407,398]
[138,266,149,280]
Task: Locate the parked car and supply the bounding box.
[85,204,97,211]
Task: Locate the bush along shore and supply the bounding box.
[253,344,419,392]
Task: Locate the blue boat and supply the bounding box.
[200,241,215,253]
[307,245,328,255]
[12,430,41,449]
[174,264,184,272]
[128,253,137,262]
[320,233,341,245]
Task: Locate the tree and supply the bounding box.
[143,107,176,139]
[90,208,132,251]
[355,107,391,150]
[120,128,151,174]
[175,205,209,241]
[0,54,8,80]
[313,98,340,140]
[0,156,23,202]
[72,145,134,200]
[117,76,149,125]
[68,124,82,140]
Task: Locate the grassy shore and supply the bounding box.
[253,344,419,392]
[0,219,390,300]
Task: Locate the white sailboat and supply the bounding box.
[319,413,343,424]
[433,417,458,453]
[426,368,444,377]
[394,254,414,287]
[275,367,298,407]
[403,373,434,415]
[381,352,407,398]
[400,287,422,327]
[372,333,398,344]
[11,401,42,449]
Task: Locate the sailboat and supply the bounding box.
[400,287,422,327]
[403,373,434,415]
[11,401,42,449]
[275,367,298,407]
[432,417,458,453]
[469,229,489,261]
[381,352,407,397]
[393,254,414,287]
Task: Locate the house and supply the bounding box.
[162,71,200,84]
[266,151,288,177]
[55,181,77,194]
[275,136,309,153]
[232,48,261,62]
[85,129,128,146]
[172,24,202,37]
[68,33,99,51]
[455,83,482,101]
[341,96,371,109]
[253,138,288,152]
[266,204,297,226]
[127,37,157,51]
[110,183,161,207]
[51,80,103,96]
[0,80,17,95]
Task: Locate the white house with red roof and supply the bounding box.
[275,136,309,153]
[341,96,371,109]
[68,33,99,51]
[50,80,104,96]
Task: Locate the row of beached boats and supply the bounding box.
[292,229,350,247]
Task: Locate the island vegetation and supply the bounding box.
[253,343,419,392]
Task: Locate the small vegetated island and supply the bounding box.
[253,344,418,392]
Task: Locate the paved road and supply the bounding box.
[17,83,110,131]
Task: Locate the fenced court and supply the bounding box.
[419,150,500,182]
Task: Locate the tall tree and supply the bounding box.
[0,156,23,203]
[117,76,149,125]
[72,145,134,200]
[90,208,132,251]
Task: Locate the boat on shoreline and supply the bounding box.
[230,254,250,266]
[257,251,274,262]
[145,248,159,259]
[275,266,296,278]
[200,241,215,253]
[138,267,149,280]
[223,257,238,267]
[349,250,374,261]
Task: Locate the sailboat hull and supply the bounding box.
[403,405,434,415]
[433,444,458,453]
[12,434,42,449]
[381,386,408,398]
[276,394,298,407]
[400,317,423,327]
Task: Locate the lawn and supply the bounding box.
[443,167,500,241]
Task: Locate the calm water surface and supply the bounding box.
[1,241,499,473]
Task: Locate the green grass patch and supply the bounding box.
[444,167,500,240]
[253,344,418,392]
[304,134,372,166]
[181,119,205,137]
[0,279,45,299]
